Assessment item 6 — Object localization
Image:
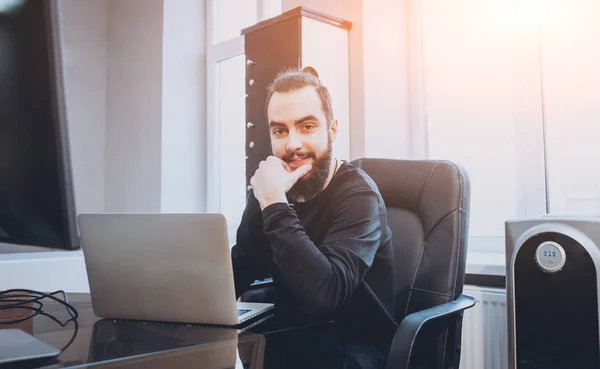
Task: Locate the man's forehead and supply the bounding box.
[267,86,325,122]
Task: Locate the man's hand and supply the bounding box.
[250,156,312,210]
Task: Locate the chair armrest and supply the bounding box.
[386,294,476,369]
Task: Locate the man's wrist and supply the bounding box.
[259,192,288,210]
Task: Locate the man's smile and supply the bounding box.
[287,157,311,169]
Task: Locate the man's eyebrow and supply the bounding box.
[269,121,286,128]
[294,115,319,125]
[269,115,320,128]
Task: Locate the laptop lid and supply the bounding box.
[0,329,60,366]
[77,213,238,326]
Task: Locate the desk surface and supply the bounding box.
[0,293,387,369]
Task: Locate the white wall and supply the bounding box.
[103,0,208,214]
[59,0,108,215]
[362,0,411,159]
[61,0,208,215]
[161,0,206,213]
[104,0,164,213]
[417,0,527,242]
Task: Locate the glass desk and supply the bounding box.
[0,293,384,369]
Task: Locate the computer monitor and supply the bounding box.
[0,0,79,250]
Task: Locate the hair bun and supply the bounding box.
[302,66,319,78]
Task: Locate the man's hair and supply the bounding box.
[265,66,334,126]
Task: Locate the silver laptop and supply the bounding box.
[77,213,273,327]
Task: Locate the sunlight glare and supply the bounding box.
[492,0,564,30]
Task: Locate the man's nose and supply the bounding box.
[286,132,303,151]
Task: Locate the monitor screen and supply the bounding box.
[0,0,79,250]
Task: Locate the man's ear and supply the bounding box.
[329,119,339,138]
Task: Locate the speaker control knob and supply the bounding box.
[534,241,566,273]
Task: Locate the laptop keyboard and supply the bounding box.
[237,309,251,316]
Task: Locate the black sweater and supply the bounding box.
[231,161,397,345]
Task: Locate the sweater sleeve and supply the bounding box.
[261,188,382,317]
[231,191,271,298]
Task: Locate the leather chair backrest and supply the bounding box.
[351,158,471,322]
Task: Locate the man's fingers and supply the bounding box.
[281,160,293,173]
[290,164,312,181]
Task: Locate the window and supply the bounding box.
[407,0,600,261]
[540,0,600,215]
[418,0,525,252]
[206,0,282,245]
[217,54,247,241]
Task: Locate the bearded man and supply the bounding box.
[231,67,396,369]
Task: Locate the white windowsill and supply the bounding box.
[0,250,90,292]
[0,249,507,293]
[465,251,506,276]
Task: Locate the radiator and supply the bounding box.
[459,285,508,369]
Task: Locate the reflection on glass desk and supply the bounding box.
[0,293,268,369]
[0,293,377,369]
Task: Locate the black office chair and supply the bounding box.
[241,158,475,369]
[352,158,475,369]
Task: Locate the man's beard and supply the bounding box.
[284,136,333,202]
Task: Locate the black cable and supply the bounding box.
[0,289,79,353]
[0,298,44,313]
[0,289,77,317]
[0,289,79,325]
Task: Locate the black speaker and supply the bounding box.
[506,217,600,369]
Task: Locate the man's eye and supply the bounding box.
[273,129,285,135]
[303,124,315,131]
